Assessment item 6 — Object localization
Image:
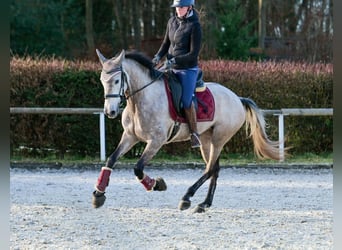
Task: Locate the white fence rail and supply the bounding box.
[10,107,333,162]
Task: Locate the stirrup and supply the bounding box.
[190,133,201,148]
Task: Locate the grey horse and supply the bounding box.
[92,49,284,213]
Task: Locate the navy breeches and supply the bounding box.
[173,67,198,109]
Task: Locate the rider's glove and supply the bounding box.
[152,55,161,66]
[164,58,175,70]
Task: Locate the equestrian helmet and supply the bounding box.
[171,0,195,7]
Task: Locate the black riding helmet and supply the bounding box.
[171,0,195,7]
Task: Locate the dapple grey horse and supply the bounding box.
[92,49,283,213]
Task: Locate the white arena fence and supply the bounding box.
[10,107,333,162]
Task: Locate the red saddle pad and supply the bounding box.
[164,79,215,123]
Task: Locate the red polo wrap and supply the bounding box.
[140,174,156,191]
[95,167,112,192]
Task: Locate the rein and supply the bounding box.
[126,71,163,99]
[104,66,163,101]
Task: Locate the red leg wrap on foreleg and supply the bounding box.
[139,174,156,191]
[95,167,112,193]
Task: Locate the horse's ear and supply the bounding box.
[96,49,107,65]
[113,49,125,65]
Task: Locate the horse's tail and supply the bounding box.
[240,97,284,160]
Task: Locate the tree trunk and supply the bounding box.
[142,0,152,39]
[113,0,128,49]
[258,0,266,49]
[155,0,170,37]
[201,0,219,59]
[85,0,95,57]
[131,0,141,50]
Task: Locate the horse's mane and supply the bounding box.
[125,51,160,78]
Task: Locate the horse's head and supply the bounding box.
[96,49,127,119]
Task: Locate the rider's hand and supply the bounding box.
[152,55,161,66]
[164,58,175,70]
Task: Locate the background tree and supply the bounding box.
[142,0,153,39]
[194,0,219,59]
[111,0,129,50]
[85,0,95,58]
[10,0,333,62]
[215,0,257,60]
[11,0,66,56]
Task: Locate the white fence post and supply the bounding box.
[277,114,285,162]
[99,112,106,161]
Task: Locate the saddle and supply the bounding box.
[162,69,215,123]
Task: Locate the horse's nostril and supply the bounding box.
[105,110,116,118]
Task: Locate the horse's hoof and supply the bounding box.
[92,191,106,208]
[154,177,167,191]
[193,205,206,213]
[178,199,191,210]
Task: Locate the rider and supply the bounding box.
[152,0,202,148]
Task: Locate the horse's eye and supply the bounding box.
[115,79,120,85]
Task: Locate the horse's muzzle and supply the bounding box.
[105,110,118,119]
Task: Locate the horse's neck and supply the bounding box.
[124,64,165,111]
[127,78,165,108]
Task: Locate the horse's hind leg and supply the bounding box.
[178,130,212,210]
[179,127,226,212]
[193,159,220,213]
[178,158,220,212]
[178,171,211,210]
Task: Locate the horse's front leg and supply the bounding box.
[92,132,138,208]
[133,140,167,192]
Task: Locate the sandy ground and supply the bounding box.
[10,166,332,250]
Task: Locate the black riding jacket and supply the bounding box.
[155,10,202,69]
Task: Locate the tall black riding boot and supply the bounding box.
[184,102,201,148]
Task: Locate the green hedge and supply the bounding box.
[10,56,333,160]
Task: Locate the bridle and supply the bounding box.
[103,66,127,103]
[103,65,163,101]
